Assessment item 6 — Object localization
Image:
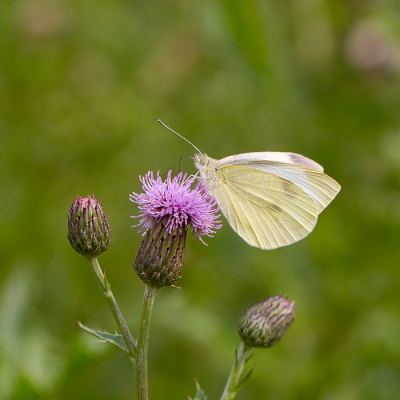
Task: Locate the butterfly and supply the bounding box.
[159,120,341,250]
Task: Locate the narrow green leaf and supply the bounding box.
[237,365,254,390]
[78,321,130,352]
[189,379,207,400]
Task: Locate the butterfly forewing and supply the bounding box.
[217,152,324,172]
[212,165,319,249]
[241,161,341,214]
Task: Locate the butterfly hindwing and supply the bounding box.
[211,165,319,249]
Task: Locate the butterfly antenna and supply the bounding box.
[178,155,199,183]
[178,154,192,173]
[158,120,202,153]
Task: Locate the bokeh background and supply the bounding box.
[1,1,400,399]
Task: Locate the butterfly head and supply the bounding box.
[194,152,208,167]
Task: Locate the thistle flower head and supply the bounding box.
[238,295,296,348]
[129,171,221,288]
[130,171,221,243]
[67,196,111,258]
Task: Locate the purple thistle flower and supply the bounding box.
[129,171,221,288]
[130,171,221,244]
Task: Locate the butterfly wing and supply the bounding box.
[243,162,341,214]
[216,151,325,172]
[211,165,319,249]
[216,153,340,215]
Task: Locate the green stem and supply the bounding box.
[88,257,136,357]
[134,284,158,400]
[220,342,252,400]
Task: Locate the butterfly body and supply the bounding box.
[194,151,340,250]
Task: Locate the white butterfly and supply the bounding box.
[159,121,341,250]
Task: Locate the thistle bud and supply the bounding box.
[134,221,186,287]
[67,196,111,258]
[238,295,295,348]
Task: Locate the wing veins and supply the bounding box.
[219,178,316,248]
[268,166,339,198]
[221,184,263,245]
[223,185,279,248]
[226,179,316,223]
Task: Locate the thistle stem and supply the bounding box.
[134,284,158,400]
[220,341,252,400]
[88,257,136,357]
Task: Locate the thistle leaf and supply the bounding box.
[78,321,130,352]
[237,365,255,390]
[189,379,207,400]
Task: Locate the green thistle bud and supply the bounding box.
[238,295,295,348]
[134,221,186,288]
[67,196,111,258]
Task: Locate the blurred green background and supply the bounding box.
[1,0,400,399]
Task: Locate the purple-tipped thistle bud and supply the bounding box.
[67,196,111,258]
[238,295,296,348]
[130,171,221,288]
[134,220,186,288]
